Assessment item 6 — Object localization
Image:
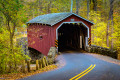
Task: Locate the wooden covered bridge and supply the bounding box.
[27,12,94,57]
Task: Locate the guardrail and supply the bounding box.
[21,47,57,73]
[21,56,49,73]
[86,45,118,59]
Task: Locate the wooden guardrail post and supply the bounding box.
[44,56,48,66]
[117,48,120,60]
[36,60,39,70]
[39,60,42,69]
[27,60,30,72]
[42,57,46,68]
[118,54,120,60]
[22,60,26,73]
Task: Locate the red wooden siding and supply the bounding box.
[27,14,93,55]
[27,24,55,56]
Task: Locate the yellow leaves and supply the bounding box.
[94,37,102,42]
[90,11,108,47]
[51,8,58,13]
[0,64,57,80]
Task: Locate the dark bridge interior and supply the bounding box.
[28,47,43,60]
[58,23,87,52]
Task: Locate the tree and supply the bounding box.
[0,0,29,73]
[110,0,114,49]
[47,0,52,13]
[106,0,114,48]
[0,0,22,54]
[87,0,90,19]
[90,0,97,11]
[76,0,79,15]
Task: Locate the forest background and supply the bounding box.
[0,0,120,74]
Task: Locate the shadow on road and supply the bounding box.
[59,48,87,54]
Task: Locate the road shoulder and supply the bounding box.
[85,53,120,65]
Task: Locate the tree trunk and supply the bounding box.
[76,0,79,15]
[107,20,110,47]
[48,0,51,13]
[71,0,73,13]
[111,20,113,49]
[7,20,12,72]
[110,0,114,49]
[107,0,114,48]
[8,21,16,72]
[6,20,13,54]
[90,0,97,11]
[38,0,40,16]
[87,0,90,19]
[12,23,16,69]
[93,0,97,11]
[10,34,13,54]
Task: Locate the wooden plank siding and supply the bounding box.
[27,14,93,55]
[27,25,55,55]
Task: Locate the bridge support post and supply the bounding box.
[85,37,88,50]
[80,36,82,48]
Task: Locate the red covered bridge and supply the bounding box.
[27,12,94,57]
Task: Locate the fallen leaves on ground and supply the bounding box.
[0,64,57,80]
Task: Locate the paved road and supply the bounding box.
[20,53,120,80]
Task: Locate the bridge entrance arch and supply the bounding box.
[56,22,89,52]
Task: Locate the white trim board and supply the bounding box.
[56,21,90,40]
[51,13,94,26]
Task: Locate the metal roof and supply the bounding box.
[27,12,94,26]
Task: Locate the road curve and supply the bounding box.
[19,53,120,80]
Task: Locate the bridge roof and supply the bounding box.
[27,12,94,26]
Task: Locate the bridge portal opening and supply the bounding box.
[58,23,88,52]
